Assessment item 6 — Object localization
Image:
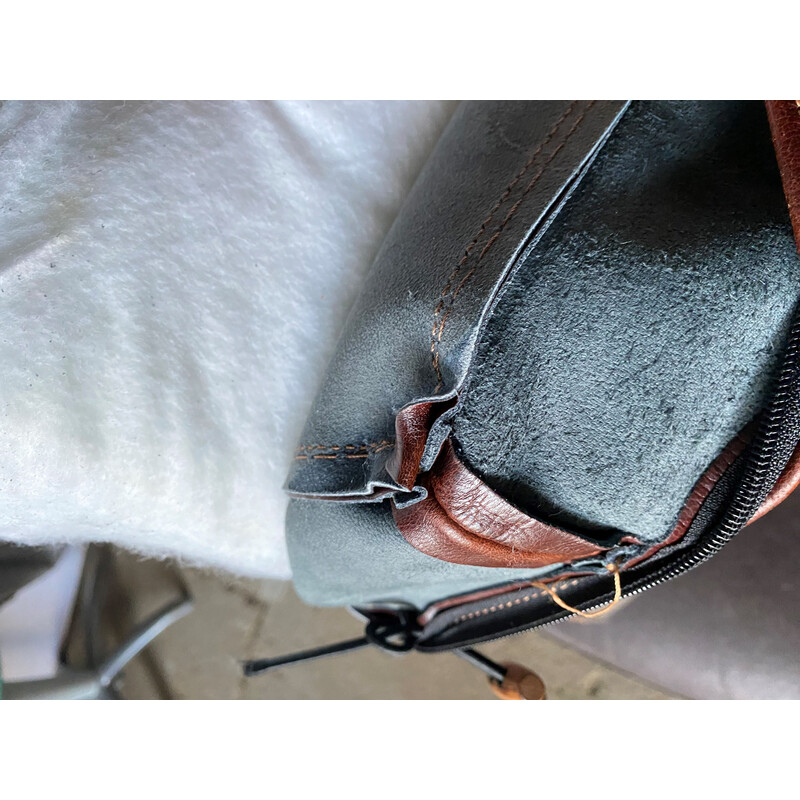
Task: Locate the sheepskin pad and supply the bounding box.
[0,101,455,577]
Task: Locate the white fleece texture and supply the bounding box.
[0,101,455,577]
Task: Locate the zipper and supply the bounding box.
[246,303,800,671]
[415,302,800,651]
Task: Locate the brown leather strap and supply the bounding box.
[766,100,800,252]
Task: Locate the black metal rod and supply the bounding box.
[454,648,507,683]
[243,636,371,676]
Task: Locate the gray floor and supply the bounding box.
[98,549,675,700]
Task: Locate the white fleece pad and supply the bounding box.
[0,101,455,578]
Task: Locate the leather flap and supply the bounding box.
[287,101,629,500]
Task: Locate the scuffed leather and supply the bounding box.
[766,100,800,251]
[385,400,449,489]
[287,101,629,500]
[286,101,800,611]
[453,101,799,544]
[392,440,608,568]
[622,431,749,569]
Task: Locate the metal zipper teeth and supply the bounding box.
[435,310,800,644]
[550,314,800,622]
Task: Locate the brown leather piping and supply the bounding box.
[386,400,451,490]
[766,100,800,252]
[392,439,608,569]
[416,431,800,625]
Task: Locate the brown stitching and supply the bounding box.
[429,101,579,391]
[430,100,598,393]
[294,439,395,461]
[454,579,581,623]
[295,439,393,454]
[478,101,597,261]
[435,103,597,379]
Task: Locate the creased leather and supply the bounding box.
[386,400,451,489]
[392,440,607,568]
[766,100,800,251]
[287,101,629,500]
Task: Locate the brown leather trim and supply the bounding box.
[392,440,606,568]
[622,432,749,569]
[385,401,438,489]
[415,427,800,624]
[766,100,800,252]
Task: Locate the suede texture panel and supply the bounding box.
[453,101,800,543]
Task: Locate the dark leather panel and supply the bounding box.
[622,432,748,568]
[766,100,800,251]
[287,101,628,500]
[453,101,799,546]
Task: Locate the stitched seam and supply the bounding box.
[478,101,597,261]
[454,578,581,623]
[295,440,393,453]
[294,440,395,460]
[429,102,578,391]
[428,102,578,392]
[430,100,596,393]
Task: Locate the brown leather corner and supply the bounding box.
[386,398,457,490]
[392,440,606,568]
[766,100,800,252]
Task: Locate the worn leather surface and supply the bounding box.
[287,101,628,500]
[548,485,800,699]
[287,495,563,608]
[766,100,800,251]
[286,101,800,609]
[454,101,799,545]
[622,431,748,568]
[392,440,607,567]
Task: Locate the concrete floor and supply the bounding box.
[96,549,674,699]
